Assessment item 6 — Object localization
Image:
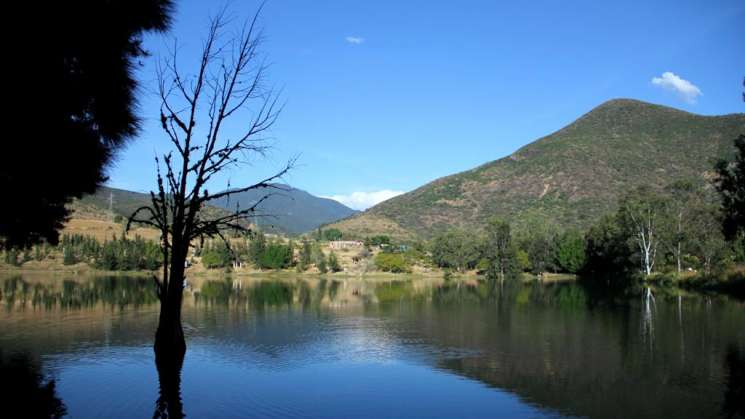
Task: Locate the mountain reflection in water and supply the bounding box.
[1,274,743,418]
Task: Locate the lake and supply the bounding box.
[1,274,743,418]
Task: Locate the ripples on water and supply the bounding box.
[0,274,743,418]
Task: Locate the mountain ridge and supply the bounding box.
[328,98,745,239]
[73,184,357,236]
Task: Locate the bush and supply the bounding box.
[375,253,411,273]
[555,231,587,274]
[4,249,20,266]
[365,235,391,246]
[317,257,328,273]
[200,241,233,269]
[257,243,293,270]
[322,228,343,241]
[328,251,342,272]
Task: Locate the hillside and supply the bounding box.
[72,185,356,236]
[210,184,357,235]
[329,99,745,239]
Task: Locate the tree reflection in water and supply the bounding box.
[722,345,745,419]
[2,274,744,419]
[0,351,66,418]
[154,350,185,419]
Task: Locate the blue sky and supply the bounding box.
[107,0,745,209]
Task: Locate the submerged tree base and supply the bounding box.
[154,320,186,358]
[154,339,185,419]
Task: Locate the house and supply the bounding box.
[329,240,363,250]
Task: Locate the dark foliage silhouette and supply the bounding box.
[714,78,745,241]
[1,0,174,248]
[0,352,67,418]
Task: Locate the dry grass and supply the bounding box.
[326,214,415,242]
[62,218,161,242]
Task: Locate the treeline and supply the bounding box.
[61,234,161,271]
[431,223,585,276]
[429,219,585,279]
[584,181,744,278]
[428,179,745,281]
[196,232,343,273]
[2,234,162,271]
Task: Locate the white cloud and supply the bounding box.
[345,36,364,45]
[651,71,702,104]
[325,190,404,210]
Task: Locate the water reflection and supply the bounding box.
[153,350,184,419]
[722,345,745,419]
[0,351,66,418]
[0,274,743,418]
[2,274,158,310]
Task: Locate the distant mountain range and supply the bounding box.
[74,185,357,236]
[209,185,357,235]
[328,99,745,239]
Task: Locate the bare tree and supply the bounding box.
[127,8,292,357]
[619,186,666,276]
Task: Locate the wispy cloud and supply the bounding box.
[651,71,702,104]
[325,190,404,210]
[345,36,364,45]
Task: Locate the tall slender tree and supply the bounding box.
[127,8,293,358]
[618,186,667,276]
[483,218,515,280]
[661,180,701,273]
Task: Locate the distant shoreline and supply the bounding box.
[0,264,577,283]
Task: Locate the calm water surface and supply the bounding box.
[1,274,743,418]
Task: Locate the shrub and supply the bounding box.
[257,243,293,270]
[375,253,411,273]
[328,251,342,272]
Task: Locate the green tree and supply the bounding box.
[249,233,267,266]
[483,218,516,280]
[584,214,632,275]
[555,230,586,274]
[714,134,745,241]
[430,229,480,272]
[200,251,222,269]
[328,251,342,272]
[365,235,391,246]
[732,232,745,263]
[618,186,668,276]
[515,249,531,272]
[525,232,555,274]
[322,228,343,241]
[297,239,312,271]
[661,180,702,273]
[689,204,730,275]
[375,253,411,273]
[317,257,328,274]
[5,248,20,266]
[258,243,293,270]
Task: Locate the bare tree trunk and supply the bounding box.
[155,248,187,356]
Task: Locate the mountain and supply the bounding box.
[71,186,240,228]
[329,99,745,239]
[72,185,356,236]
[210,185,358,235]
